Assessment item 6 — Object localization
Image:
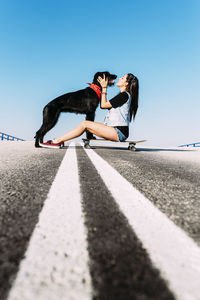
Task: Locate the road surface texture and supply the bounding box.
[0,141,199,300]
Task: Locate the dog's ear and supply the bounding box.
[93,72,103,84]
[93,71,110,83]
[102,71,110,79]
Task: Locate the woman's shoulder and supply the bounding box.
[124,91,131,98]
[118,91,131,99]
[109,91,129,108]
[119,91,129,99]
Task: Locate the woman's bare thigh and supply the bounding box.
[83,121,119,141]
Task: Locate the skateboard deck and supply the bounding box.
[82,138,147,151]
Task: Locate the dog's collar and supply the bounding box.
[87,83,102,99]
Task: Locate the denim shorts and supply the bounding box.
[115,127,127,142]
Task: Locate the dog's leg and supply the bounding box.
[35,105,60,147]
[85,112,96,140]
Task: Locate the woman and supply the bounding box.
[40,73,139,148]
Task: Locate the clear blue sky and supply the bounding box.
[0,0,199,146]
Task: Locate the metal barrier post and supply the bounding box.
[0,132,24,141]
[179,142,200,148]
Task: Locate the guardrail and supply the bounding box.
[178,142,200,147]
[0,132,25,141]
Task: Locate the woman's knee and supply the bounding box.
[81,120,91,130]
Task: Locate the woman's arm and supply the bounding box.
[97,75,112,109]
[101,87,112,109]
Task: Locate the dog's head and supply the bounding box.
[93,71,117,87]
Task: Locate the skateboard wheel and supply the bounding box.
[84,143,91,149]
[128,145,136,151]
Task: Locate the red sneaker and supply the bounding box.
[39,140,64,149]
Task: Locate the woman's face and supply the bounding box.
[116,74,128,88]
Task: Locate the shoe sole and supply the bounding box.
[39,142,64,149]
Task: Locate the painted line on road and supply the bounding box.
[82,144,200,300]
[8,143,92,300]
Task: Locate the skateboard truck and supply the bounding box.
[82,139,137,151]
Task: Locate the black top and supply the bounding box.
[109,91,129,108]
[109,92,129,138]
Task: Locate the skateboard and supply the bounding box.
[82,138,147,151]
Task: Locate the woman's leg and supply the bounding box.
[53,120,119,143]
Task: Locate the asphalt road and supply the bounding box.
[0,141,199,300]
[93,145,200,246]
[0,142,65,300]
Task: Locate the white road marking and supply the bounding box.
[8,143,92,300]
[83,144,200,300]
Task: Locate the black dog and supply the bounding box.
[35,71,117,147]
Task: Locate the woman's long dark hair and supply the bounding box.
[126,73,139,122]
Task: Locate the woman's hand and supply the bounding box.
[97,74,108,88]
